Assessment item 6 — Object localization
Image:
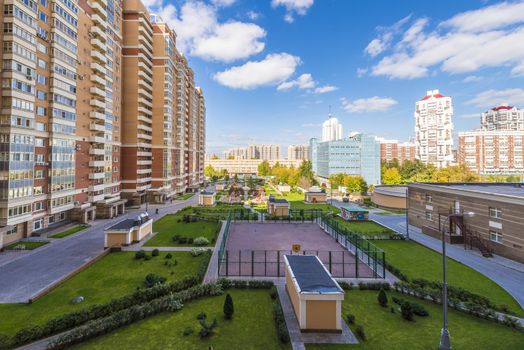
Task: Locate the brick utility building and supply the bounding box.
[407,182,524,263]
[0,0,205,249]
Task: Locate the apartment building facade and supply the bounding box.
[481,105,524,131]
[321,115,342,142]
[414,90,454,168]
[287,144,309,161]
[246,144,281,160]
[0,0,205,248]
[377,138,416,164]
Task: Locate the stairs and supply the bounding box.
[449,213,493,258]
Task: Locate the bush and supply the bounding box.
[194,237,210,246]
[346,314,355,325]
[179,237,188,244]
[355,325,366,341]
[135,251,146,260]
[182,327,194,336]
[269,285,278,300]
[144,254,152,261]
[187,238,194,244]
[197,312,207,320]
[272,300,289,343]
[198,316,218,338]
[152,249,159,257]
[401,302,414,321]
[377,288,388,307]
[223,293,234,319]
[165,253,172,259]
[358,282,390,291]
[172,235,180,242]
[143,273,166,288]
[191,247,206,257]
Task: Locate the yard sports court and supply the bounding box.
[219,222,375,278]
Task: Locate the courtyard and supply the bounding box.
[220,222,375,278]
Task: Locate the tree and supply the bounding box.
[401,302,414,321]
[258,160,271,176]
[223,293,234,319]
[210,154,219,160]
[204,164,217,178]
[382,167,402,185]
[377,288,388,307]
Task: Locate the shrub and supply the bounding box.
[355,325,366,341]
[165,253,172,259]
[346,314,355,325]
[144,254,152,261]
[143,273,166,288]
[223,293,234,319]
[182,327,194,336]
[390,307,395,313]
[272,300,289,343]
[191,247,206,257]
[187,238,194,244]
[194,237,210,246]
[152,249,159,257]
[135,250,146,260]
[179,237,188,244]
[198,316,218,338]
[172,235,180,242]
[401,302,414,321]
[269,285,278,300]
[197,312,207,320]
[377,288,388,307]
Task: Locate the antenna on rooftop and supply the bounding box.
[328,105,332,118]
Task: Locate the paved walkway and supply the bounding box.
[368,211,524,310]
[203,220,227,283]
[276,284,357,350]
[0,194,201,303]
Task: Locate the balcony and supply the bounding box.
[91,50,107,63]
[91,62,106,75]
[137,151,152,157]
[89,1,106,18]
[89,160,105,167]
[91,38,106,52]
[91,13,105,27]
[90,74,105,86]
[89,135,105,144]
[137,132,152,141]
[137,124,152,132]
[89,147,105,155]
[90,123,105,132]
[90,86,105,97]
[90,99,106,109]
[89,172,105,180]
[137,160,152,165]
[137,168,151,175]
[137,176,152,183]
[89,193,105,202]
[89,183,105,192]
[90,111,105,120]
[138,97,152,108]
[90,25,106,38]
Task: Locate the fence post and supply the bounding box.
[329,251,332,273]
[382,251,386,279]
[342,252,345,278]
[226,250,229,277]
[367,241,370,265]
[239,250,241,276]
[277,251,280,278]
[355,249,359,278]
[251,250,254,277]
[264,250,267,276]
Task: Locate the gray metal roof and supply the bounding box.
[286,255,342,294]
[413,183,524,199]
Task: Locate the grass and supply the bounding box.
[144,214,220,247]
[72,289,290,350]
[0,251,205,337]
[289,200,340,213]
[4,240,49,250]
[374,240,524,317]
[332,217,395,237]
[175,193,195,200]
[48,225,90,239]
[307,290,524,350]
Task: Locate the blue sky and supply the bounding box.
[144,0,524,156]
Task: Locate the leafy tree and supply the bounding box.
[223,293,234,319]
[204,164,216,178]
[210,154,219,160]
[382,167,402,185]
[401,302,414,321]
[258,160,271,176]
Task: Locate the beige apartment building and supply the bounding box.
[378,138,416,164]
[0,0,205,248]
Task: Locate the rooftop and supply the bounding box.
[374,185,407,197]
[269,197,289,204]
[412,183,524,199]
[200,191,215,195]
[341,207,369,213]
[286,255,343,294]
[107,219,138,231]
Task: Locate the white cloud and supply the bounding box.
[214,53,301,89]
[272,0,314,22]
[277,73,315,90]
[462,75,484,83]
[364,15,411,57]
[466,88,524,108]
[356,68,367,77]
[342,96,398,113]
[314,85,338,94]
[153,1,265,62]
[367,2,524,79]
[192,22,265,62]
[247,10,260,20]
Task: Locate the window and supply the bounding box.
[35,169,44,178]
[36,122,45,131]
[34,201,44,211]
[490,231,502,244]
[35,138,44,147]
[33,218,43,231]
[6,226,17,235]
[48,215,54,224]
[489,207,502,219]
[425,211,433,221]
[425,193,432,203]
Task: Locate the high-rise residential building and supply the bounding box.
[321,115,343,142]
[288,144,309,161]
[377,138,416,164]
[414,89,453,168]
[223,147,247,160]
[0,0,205,248]
[458,130,524,175]
[481,104,524,131]
[247,144,281,160]
[310,133,381,185]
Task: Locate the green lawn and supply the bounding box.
[332,217,394,237]
[374,240,524,316]
[307,290,524,350]
[0,251,205,337]
[73,289,290,350]
[289,201,340,213]
[175,193,195,200]
[48,225,90,239]
[144,215,221,247]
[4,240,49,250]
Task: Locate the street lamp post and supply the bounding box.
[439,211,474,350]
